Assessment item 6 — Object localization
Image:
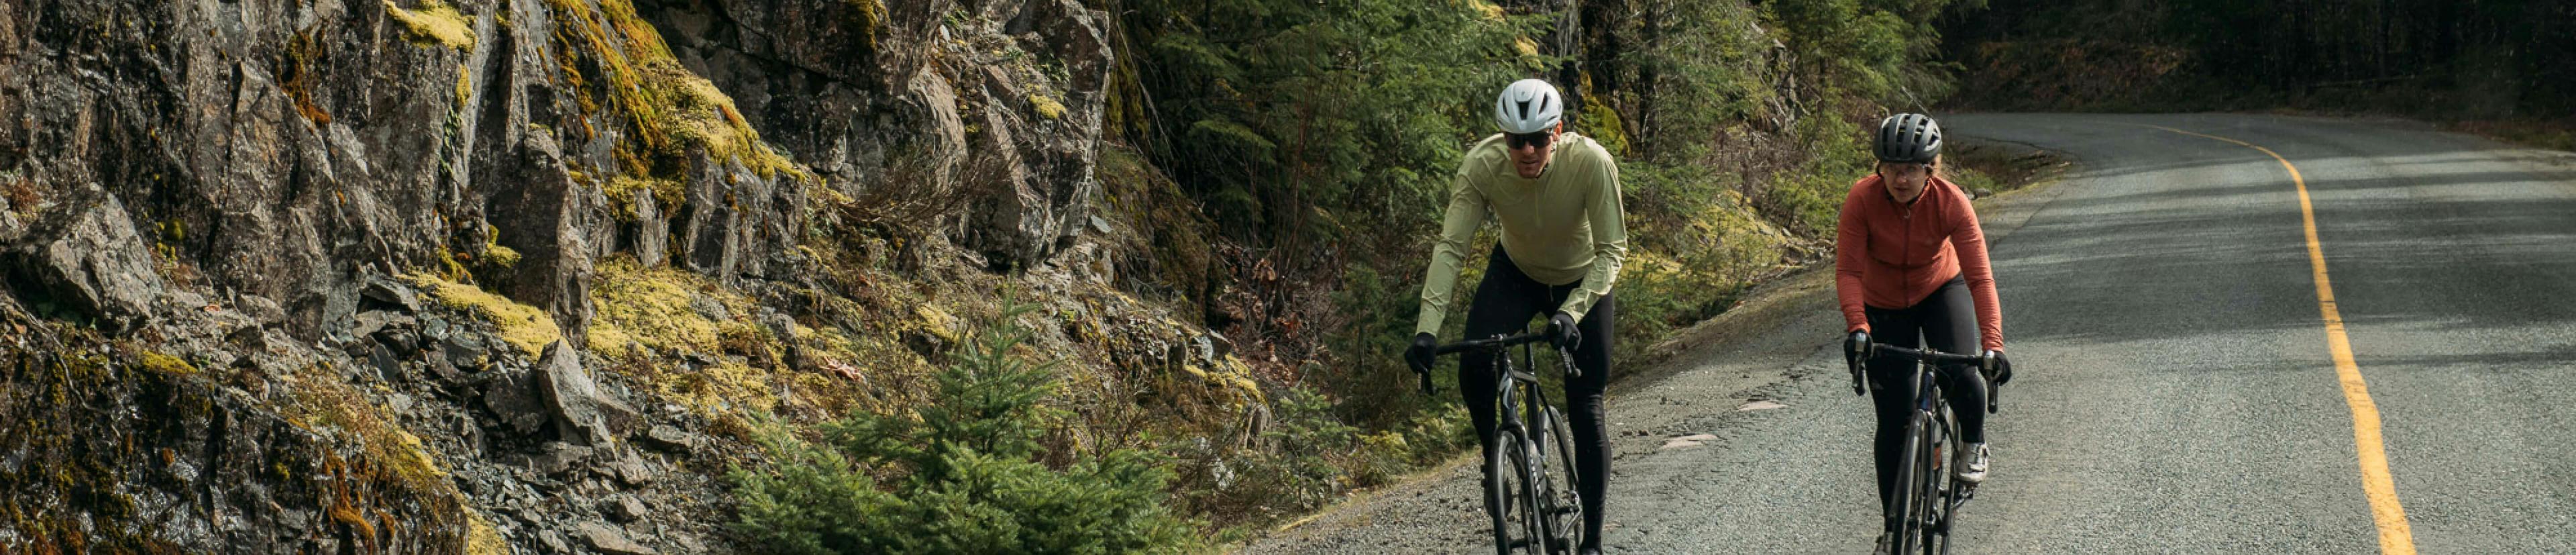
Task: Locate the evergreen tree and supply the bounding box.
[733,303,1193,554]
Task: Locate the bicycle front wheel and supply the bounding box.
[1487,428,1542,555]
[1919,407,1957,554]
[1889,413,1937,554]
[1540,406,1585,554]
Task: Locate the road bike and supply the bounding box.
[1850,343,2000,555]
[1423,331,1586,555]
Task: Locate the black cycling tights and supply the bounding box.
[1458,246,1611,549]
[1864,275,1988,511]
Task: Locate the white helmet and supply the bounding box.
[1493,79,1564,134]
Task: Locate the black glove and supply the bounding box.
[1405,332,1439,374]
[1844,331,1874,366]
[1982,349,2013,385]
[1546,312,1581,351]
[1845,331,1872,395]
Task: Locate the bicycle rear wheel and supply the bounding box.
[1487,427,1542,554]
[1539,406,1585,554]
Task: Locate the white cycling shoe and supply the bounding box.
[1957,442,1990,484]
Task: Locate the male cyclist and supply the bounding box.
[1834,113,2015,553]
[1405,79,1626,555]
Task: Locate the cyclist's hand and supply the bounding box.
[1845,331,1872,395]
[1405,332,1438,374]
[1844,331,1874,366]
[1546,311,1582,351]
[1982,349,2012,385]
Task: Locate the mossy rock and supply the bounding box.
[649,361,778,419]
[138,350,197,376]
[386,0,476,52]
[602,175,684,221]
[1030,93,1067,120]
[586,256,746,359]
[405,273,563,357]
[543,0,808,185]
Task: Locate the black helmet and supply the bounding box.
[1875,113,1943,164]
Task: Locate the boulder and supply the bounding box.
[4,194,164,329]
[535,341,641,446]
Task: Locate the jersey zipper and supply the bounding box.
[1899,194,1913,286]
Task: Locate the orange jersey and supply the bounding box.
[1834,174,2003,352]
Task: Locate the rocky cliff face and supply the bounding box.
[0,0,1120,552]
[638,0,1112,270]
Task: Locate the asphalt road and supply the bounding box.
[1237,113,2576,554]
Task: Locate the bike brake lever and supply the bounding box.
[1849,362,1866,396]
[1416,367,1438,395]
[1557,347,1580,380]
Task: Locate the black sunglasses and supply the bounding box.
[1507,131,1554,150]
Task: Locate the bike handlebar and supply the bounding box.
[1415,332,1578,395]
[1870,344,1986,365]
[1849,342,2004,414]
[1434,332,1550,355]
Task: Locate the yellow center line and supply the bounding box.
[2148,125,2416,554]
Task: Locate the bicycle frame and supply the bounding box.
[1861,343,1988,555]
[1432,332,1584,555]
[1434,332,1577,444]
[1495,346,1539,442]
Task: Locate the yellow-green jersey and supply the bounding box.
[1413,132,1629,336]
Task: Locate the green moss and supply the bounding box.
[603,174,685,221]
[455,66,475,113]
[543,0,647,128]
[645,61,804,179]
[272,364,462,542]
[1030,93,1066,120]
[543,0,807,183]
[435,246,473,283]
[586,256,753,358]
[405,273,562,357]
[1580,99,1629,156]
[844,0,885,52]
[478,226,521,270]
[138,350,197,375]
[482,245,521,270]
[914,304,961,343]
[385,0,476,52]
[464,510,506,555]
[649,361,776,419]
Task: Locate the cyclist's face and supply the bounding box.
[1507,123,1560,179]
[1878,161,1933,203]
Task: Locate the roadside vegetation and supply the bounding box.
[1941,0,2576,150]
[730,0,2021,548]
